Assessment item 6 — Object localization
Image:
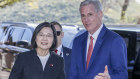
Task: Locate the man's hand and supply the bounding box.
[94,65,111,79]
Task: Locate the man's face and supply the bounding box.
[80,4,103,34]
[54,25,64,48]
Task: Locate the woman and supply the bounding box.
[9,22,65,79]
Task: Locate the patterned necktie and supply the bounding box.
[86,36,94,69]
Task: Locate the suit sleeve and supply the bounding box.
[69,38,79,79]
[110,36,128,79]
[9,54,23,79]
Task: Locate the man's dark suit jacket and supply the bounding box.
[9,49,65,79]
[62,46,71,79]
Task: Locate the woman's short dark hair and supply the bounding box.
[31,22,57,51]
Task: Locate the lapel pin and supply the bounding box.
[66,53,69,56]
[49,64,53,67]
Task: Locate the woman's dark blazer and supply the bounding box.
[9,49,65,79]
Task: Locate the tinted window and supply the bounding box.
[0,26,9,42]
[136,33,140,54]
[113,30,137,66]
[136,41,140,53]
[9,27,24,42]
[21,28,32,42]
[0,27,4,39]
[2,26,32,45]
[62,27,78,48]
[123,37,129,48]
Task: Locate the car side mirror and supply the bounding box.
[16,40,30,49]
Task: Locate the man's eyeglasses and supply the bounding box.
[56,31,61,36]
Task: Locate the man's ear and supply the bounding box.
[98,11,103,18]
[61,32,64,38]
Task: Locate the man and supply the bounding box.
[51,21,71,79]
[69,0,128,79]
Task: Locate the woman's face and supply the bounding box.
[36,27,54,50]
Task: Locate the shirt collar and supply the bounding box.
[37,52,50,58]
[57,44,62,52]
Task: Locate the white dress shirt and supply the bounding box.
[86,24,103,61]
[38,53,50,70]
[56,44,63,57]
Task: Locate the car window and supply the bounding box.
[9,27,24,42]
[136,33,140,54]
[63,31,76,48]
[21,28,32,42]
[0,27,4,39]
[123,37,129,48]
[62,27,79,48]
[1,26,32,46]
[0,26,9,42]
[136,41,140,54]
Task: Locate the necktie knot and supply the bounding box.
[90,36,94,41]
[55,49,58,53]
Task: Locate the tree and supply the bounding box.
[100,0,124,12]
[0,0,20,8]
[121,0,129,20]
[0,0,32,8]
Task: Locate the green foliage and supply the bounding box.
[0,0,83,24]
[0,0,34,8]
[0,0,20,8]
[0,0,139,24]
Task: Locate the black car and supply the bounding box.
[108,25,140,79]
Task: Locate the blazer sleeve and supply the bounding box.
[69,38,79,79]
[110,36,128,79]
[9,54,23,79]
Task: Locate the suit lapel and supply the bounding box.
[44,52,55,72]
[80,31,88,72]
[31,50,44,71]
[63,47,66,65]
[32,50,55,72]
[62,46,69,72]
[87,25,107,72]
[63,46,70,59]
